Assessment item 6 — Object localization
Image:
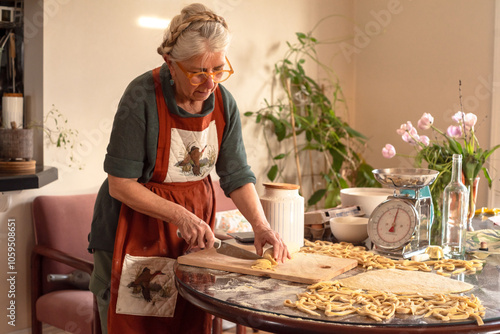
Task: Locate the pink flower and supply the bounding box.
[447,125,462,138]
[451,111,477,131]
[396,121,414,136]
[382,144,396,158]
[463,113,477,130]
[452,111,465,124]
[401,125,419,145]
[419,135,430,146]
[417,113,434,130]
[402,132,413,144]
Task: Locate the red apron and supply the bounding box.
[108,67,226,333]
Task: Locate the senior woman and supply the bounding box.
[88,3,290,334]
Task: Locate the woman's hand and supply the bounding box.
[252,224,291,263]
[228,183,292,263]
[174,215,217,250]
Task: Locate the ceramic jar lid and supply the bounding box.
[263,182,300,190]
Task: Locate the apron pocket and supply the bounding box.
[116,254,178,317]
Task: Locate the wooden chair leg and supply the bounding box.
[236,324,246,334]
[212,316,222,334]
[31,319,42,334]
[31,252,43,334]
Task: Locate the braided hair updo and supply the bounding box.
[157,3,231,62]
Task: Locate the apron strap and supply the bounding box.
[152,67,169,183]
[214,87,225,147]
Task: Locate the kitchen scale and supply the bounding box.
[368,168,439,259]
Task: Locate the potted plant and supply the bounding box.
[245,27,377,209]
[382,81,500,241]
[27,105,83,170]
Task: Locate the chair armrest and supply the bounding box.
[30,245,95,325]
[31,244,94,275]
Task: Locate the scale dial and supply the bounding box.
[368,199,418,250]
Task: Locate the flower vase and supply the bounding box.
[428,175,448,246]
[465,176,480,231]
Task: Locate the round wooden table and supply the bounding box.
[175,219,500,333]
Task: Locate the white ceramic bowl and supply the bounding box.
[329,217,369,244]
[340,187,393,216]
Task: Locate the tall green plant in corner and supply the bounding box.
[245,28,378,209]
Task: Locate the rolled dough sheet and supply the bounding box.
[338,269,474,294]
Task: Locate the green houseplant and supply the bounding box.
[245,28,377,209]
[28,105,83,169]
[44,105,83,169]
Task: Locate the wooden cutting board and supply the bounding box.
[177,243,358,284]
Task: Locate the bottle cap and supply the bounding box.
[479,241,488,251]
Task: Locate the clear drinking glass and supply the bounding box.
[441,154,469,258]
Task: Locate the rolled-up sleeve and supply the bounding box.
[104,75,157,180]
[216,86,256,197]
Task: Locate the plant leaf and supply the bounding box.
[273,153,286,160]
[265,114,287,141]
[308,188,326,206]
[267,165,278,181]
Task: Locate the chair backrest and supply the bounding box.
[32,193,97,293]
[212,179,237,212]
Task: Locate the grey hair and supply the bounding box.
[157,3,231,62]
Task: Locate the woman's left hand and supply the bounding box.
[228,183,292,263]
[252,224,291,263]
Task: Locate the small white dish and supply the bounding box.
[330,216,369,244]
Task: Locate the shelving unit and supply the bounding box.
[0,0,58,192]
[0,166,57,191]
[0,0,23,98]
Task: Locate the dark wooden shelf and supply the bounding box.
[0,166,58,191]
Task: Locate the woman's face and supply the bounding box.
[167,52,226,104]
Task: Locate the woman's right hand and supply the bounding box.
[173,212,216,250]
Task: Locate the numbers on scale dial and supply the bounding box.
[368,200,417,249]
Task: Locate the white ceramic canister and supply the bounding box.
[2,93,24,129]
[260,183,304,253]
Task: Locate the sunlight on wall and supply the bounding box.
[138,16,170,30]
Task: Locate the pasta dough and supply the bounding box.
[251,253,278,271]
[338,269,473,294]
[284,280,485,325]
[282,241,485,326]
[301,240,483,274]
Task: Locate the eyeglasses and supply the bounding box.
[175,57,234,86]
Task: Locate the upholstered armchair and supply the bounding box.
[31,193,100,334]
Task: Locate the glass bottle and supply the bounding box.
[441,154,469,258]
